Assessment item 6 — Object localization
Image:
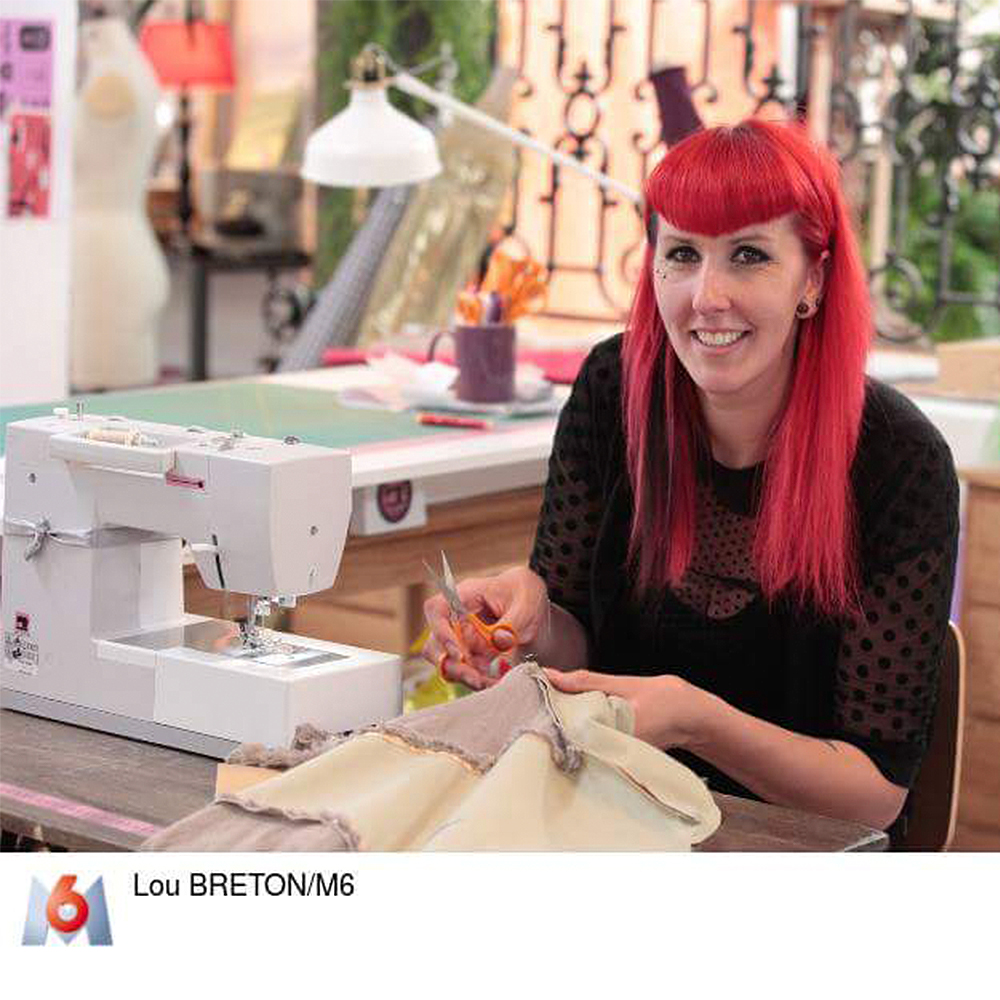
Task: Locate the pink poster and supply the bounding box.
[7,112,50,216]
[1,19,53,218]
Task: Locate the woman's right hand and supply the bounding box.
[422,566,551,690]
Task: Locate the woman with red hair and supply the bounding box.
[423,119,959,835]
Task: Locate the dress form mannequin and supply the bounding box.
[71,16,169,390]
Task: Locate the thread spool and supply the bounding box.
[85,427,153,447]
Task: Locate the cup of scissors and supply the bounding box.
[424,551,520,682]
[427,252,548,405]
[427,322,516,404]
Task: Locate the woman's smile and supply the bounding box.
[690,328,752,349]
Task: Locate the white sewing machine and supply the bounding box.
[0,408,402,757]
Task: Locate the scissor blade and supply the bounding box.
[441,551,457,591]
[423,557,466,618]
[440,552,469,613]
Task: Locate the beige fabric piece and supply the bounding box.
[144,665,720,852]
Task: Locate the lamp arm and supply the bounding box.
[391,70,643,207]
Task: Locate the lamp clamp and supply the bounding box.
[348,42,458,94]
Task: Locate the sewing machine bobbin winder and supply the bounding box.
[1,407,401,757]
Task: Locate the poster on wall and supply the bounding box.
[0,19,54,219]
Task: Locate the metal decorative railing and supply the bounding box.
[496,0,1000,344]
[832,1,1000,343]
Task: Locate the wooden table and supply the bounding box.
[0,709,887,853]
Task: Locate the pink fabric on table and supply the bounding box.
[321,348,369,366]
[514,349,587,385]
[320,346,587,385]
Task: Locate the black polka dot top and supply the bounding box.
[529,334,960,799]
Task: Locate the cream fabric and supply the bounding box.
[144,665,720,852]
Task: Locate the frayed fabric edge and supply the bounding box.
[527,667,584,773]
[226,736,346,771]
[374,719,584,776]
[526,669,712,829]
[214,792,361,850]
[226,663,584,777]
[226,722,353,770]
[375,720,495,772]
[373,664,584,775]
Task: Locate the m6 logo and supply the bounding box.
[22,875,112,946]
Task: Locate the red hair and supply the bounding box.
[623,118,871,616]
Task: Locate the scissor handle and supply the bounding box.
[438,620,472,682]
[469,615,519,652]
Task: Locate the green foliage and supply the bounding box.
[314,0,497,284]
[889,173,1000,342]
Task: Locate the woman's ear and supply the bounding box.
[805,249,830,306]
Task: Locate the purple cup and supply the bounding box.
[427,324,516,404]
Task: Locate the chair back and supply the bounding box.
[898,621,966,851]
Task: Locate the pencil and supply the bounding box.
[417,412,494,430]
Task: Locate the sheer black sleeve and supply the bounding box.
[835,395,960,788]
[528,341,620,633]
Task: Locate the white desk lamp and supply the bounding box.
[301,44,642,205]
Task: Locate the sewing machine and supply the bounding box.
[1,407,402,757]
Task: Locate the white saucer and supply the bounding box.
[401,385,562,417]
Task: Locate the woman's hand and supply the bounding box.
[544,669,707,749]
[423,566,551,690]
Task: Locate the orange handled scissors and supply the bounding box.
[423,550,519,680]
[456,289,483,325]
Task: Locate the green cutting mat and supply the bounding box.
[0,382,467,456]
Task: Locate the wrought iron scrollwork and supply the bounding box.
[498,0,998,341]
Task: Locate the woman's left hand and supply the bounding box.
[543,669,708,749]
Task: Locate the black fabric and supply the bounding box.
[529,334,960,801]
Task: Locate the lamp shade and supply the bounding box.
[139,21,234,90]
[301,85,441,188]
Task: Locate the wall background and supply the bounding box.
[0,0,76,406]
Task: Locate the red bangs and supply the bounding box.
[646,121,812,239]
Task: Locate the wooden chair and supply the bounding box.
[897,622,966,851]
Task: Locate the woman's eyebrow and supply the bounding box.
[727,231,774,243]
[658,229,776,243]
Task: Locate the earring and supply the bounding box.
[796,301,811,317]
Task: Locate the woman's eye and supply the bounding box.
[664,245,699,264]
[733,245,769,264]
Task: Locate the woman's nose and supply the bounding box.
[691,263,732,314]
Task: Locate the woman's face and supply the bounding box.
[651,212,825,404]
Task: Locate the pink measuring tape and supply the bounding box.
[1,782,164,839]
